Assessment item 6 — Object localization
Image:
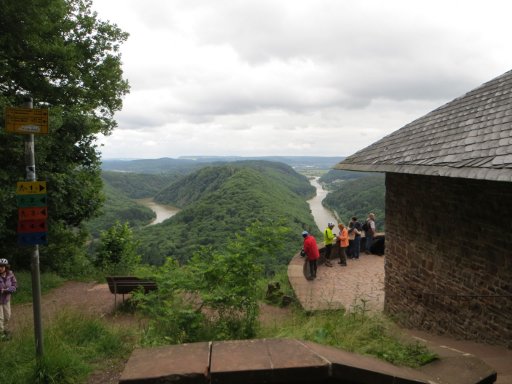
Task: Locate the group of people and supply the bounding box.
[301,213,376,279]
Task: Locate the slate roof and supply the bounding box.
[335,69,512,182]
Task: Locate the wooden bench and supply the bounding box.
[106,276,157,307]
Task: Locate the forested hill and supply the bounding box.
[155,160,314,207]
[101,171,179,199]
[136,161,318,266]
[323,175,385,231]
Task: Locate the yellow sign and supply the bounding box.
[16,181,47,195]
[4,107,49,134]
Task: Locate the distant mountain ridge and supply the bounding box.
[101,156,344,174]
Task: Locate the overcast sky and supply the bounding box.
[92,0,512,159]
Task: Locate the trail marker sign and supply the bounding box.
[16,181,47,194]
[4,107,49,134]
[16,180,48,246]
[18,233,48,246]
[16,194,47,208]
[17,220,48,233]
[18,207,48,221]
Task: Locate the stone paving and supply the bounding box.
[288,251,385,312]
[288,249,512,384]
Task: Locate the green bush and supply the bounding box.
[134,220,290,344]
[95,221,141,275]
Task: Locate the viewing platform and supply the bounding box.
[288,245,385,312]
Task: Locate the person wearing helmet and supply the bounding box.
[323,223,336,267]
[0,258,17,340]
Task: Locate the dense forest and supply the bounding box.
[83,181,155,238]
[136,161,318,267]
[322,173,386,230]
[101,171,179,199]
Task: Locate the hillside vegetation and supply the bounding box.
[84,181,155,237]
[101,171,179,199]
[323,174,385,230]
[136,161,318,267]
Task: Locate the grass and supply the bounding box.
[0,310,137,384]
[257,300,437,368]
[13,271,66,304]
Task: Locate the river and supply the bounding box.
[137,177,335,229]
[136,198,180,225]
[307,177,339,232]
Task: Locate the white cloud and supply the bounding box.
[93,0,512,158]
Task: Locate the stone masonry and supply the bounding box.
[384,173,512,347]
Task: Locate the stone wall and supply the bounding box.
[384,173,512,347]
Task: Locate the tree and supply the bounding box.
[0,0,129,270]
[95,221,140,275]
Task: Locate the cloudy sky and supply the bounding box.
[92,0,512,159]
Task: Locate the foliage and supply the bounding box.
[0,310,136,384]
[258,305,437,368]
[101,171,179,199]
[136,161,318,266]
[94,221,141,275]
[40,222,96,277]
[319,169,371,185]
[84,180,155,237]
[323,175,386,231]
[0,0,129,272]
[11,271,65,304]
[155,160,315,207]
[134,221,288,344]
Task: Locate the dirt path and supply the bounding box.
[11,281,131,332]
[11,281,292,384]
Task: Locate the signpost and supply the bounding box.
[6,99,46,358]
[16,181,47,194]
[4,107,49,134]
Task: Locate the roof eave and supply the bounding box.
[334,163,512,182]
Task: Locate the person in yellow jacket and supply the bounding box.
[323,223,335,265]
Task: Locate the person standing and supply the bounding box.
[302,231,320,279]
[0,258,17,340]
[349,217,362,260]
[337,223,348,266]
[323,223,335,266]
[364,213,376,254]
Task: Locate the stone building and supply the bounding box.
[335,69,512,347]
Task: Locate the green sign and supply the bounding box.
[16,194,47,208]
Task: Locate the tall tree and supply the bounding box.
[0,0,129,269]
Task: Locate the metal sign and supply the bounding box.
[16,194,48,208]
[18,232,48,246]
[17,220,48,233]
[16,181,47,195]
[4,107,49,134]
[18,207,48,221]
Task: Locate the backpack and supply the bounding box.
[362,220,369,232]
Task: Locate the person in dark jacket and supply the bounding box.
[348,217,362,260]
